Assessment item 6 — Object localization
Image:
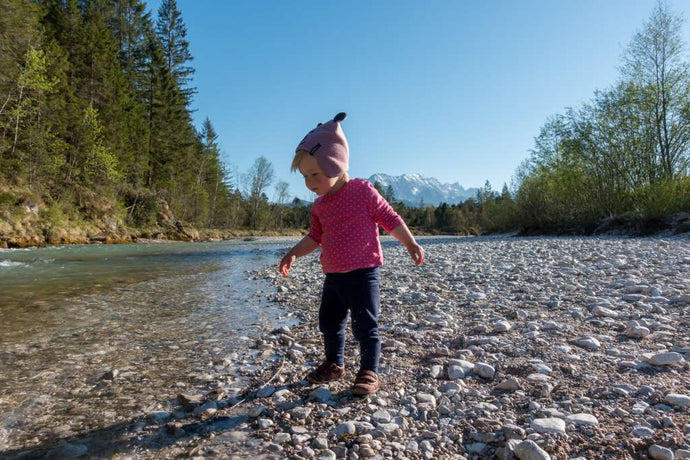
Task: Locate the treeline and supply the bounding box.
[1,1,688,243]
[0,0,305,239]
[388,2,689,236]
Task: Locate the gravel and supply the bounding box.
[6,234,689,459]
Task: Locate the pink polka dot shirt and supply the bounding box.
[308,178,404,274]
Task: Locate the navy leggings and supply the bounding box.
[319,267,381,372]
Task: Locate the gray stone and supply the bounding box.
[290,406,313,420]
[309,386,333,403]
[632,426,654,437]
[496,377,521,391]
[372,410,391,424]
[47,444,88,459]
[447,365,465,380]
[331,421,356,438]
[319,449,337,460]
[257,418,274,429]
[147,411,171,424]
[648,444,674,460]
[514,439,551,460]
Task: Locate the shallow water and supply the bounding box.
[0,239,299,453]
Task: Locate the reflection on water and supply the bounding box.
[0,239,298,453]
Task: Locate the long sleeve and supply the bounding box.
[366,182,404,233]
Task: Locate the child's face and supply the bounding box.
[298,155,341,196]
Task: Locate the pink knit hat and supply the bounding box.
[296,112,349,178]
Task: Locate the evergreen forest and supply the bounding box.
[0,0,688,247]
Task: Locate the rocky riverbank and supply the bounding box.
[4,235,690,459]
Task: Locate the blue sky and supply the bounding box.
[146,1,690,201]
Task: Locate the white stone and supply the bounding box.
[530,418,566,434]
[513,439,551,460]
[449,359,475,375]
[372,410,392,424]
[666,393,690,408]
[648,352,684,366]
[574,337,601,350]
[473,363,496,379]
[592,306,618,318]
[623,321,650,339]
[319,450,337,460]
[495,377,521,391]
[331,421,356,438]
[416,393,437,406]
[532,363,552,375]
[566,413,598,427]
[494,320,512,332]
[527,373,551,383]
[430,365,444,379]
[290,406,312,420]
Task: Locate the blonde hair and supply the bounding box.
[292,149,349,181]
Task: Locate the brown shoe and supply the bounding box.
[351,369,380,395]
[306,361,345,384]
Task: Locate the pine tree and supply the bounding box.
[155,0,195,104]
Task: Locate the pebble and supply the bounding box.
[331,421,356,438]
[530,418,566,434]
[632,426,655,437]
[648,352,685,366]
[649,445,674,460]
[473,363,496,379]
[574,337,601,350]
[514,439,551,460]
[665,393,690,408]
[566,413,598,427]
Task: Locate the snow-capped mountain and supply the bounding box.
[367,173,478,207]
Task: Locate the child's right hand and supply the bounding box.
[279,252,296,276]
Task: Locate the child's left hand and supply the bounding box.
[279,252,296,276]
[406,242,425,266]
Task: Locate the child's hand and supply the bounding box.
[406,242,425,266]
[279,252,296,276]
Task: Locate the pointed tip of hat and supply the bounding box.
[334,112,347,122]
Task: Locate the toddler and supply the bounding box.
[279,112,424,395]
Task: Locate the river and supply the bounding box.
[0,238,300,455]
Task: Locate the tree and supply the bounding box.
[155,0,195,104]
[273,181,290,230]
[622,1,690,180]
[245,156,274,229]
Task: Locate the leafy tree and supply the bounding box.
[244,156,275,229]
[621,1,690,180]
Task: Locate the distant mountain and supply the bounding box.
[368,173,478,207]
